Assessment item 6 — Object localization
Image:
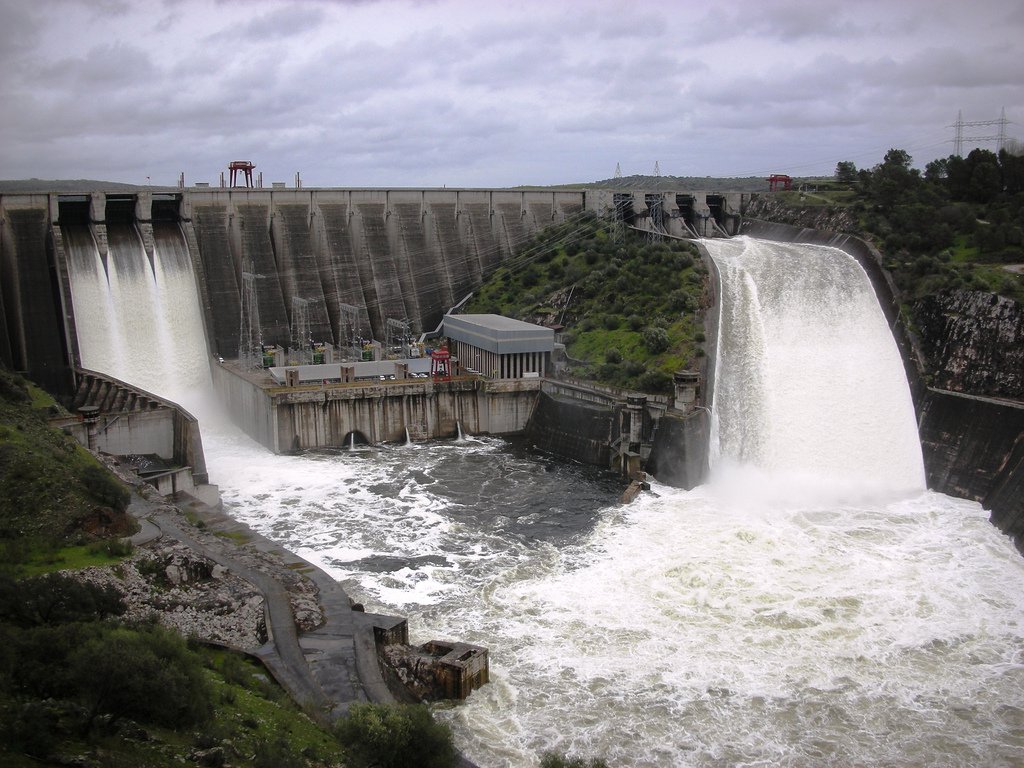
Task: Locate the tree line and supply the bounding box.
[834,147,1024,301]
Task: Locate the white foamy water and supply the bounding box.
[65,230,1024,767]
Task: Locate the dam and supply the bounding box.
[2,176,1024,764]
[0,185,745,399]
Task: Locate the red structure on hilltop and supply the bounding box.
[768,174,792,192]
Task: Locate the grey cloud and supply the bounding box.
[0,2,44,63]
[208,2,328,41]
[739,1,868,40]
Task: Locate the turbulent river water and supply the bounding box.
[66,229,1024,767]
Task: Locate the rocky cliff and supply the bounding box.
[914,290,1024,399]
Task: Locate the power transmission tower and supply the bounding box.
[386,317,413,357]
[239,263,265,370]
[653,160,661,177]
[290,296,313,365]
[950,108,1010,156]
[614,162,623,179]
[339,302,364,359]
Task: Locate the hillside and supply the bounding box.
[466,215,709,393]
[0,368,133,553]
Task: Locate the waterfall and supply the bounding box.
[703,236,925,500]
[64,222,212,416]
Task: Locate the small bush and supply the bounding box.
[336,703,456,768]
[641,327,670,354]
[597,362,620,381]
[0,572,125,627]
[668,289,693,312]
[637,370,673,393]
[604,348,623,364]
[79,465,130,512]
[623,360,645,377]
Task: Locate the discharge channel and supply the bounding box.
[65,226,1024,767]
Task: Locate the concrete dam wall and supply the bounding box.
[183,188,588,359]
[1,186,746,398]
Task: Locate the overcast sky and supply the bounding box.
[1,0,1021,188]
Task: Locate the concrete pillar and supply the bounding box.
[80,405,100,451]
[626,394,646,452]
[673,370,700,412]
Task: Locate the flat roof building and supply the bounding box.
[443,314,554,379]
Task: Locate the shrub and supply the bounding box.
[637,370,673,393]
[668,289,693,312]
[604,348,623,364]
[0,572,125,627]
[641,327,670,354]
[79,464,130,511]
[336,703,456,768]
[597,362,621,382]
[70,623,212,732]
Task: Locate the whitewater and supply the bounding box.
[66,227,1024,767]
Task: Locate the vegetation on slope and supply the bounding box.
[759,148,1024,304]
[0,368,132,561]
[467,214,709,394]
[0,364,465,768]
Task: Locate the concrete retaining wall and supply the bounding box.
[919,389,1024,547]
[214,363,541,453]
[0,197,71,394]
[525,391,614,467]
[646,410,710,489]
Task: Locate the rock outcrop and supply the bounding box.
[742,194,858,234]
[78,543,268,649]
[914,289,1024,400]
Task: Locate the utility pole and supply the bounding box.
[290,296,313,365]
[339,303,364,359]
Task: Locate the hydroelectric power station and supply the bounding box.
[0,184,745,489]
[3,180,1024,766]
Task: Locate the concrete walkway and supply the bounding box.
[127,490,481,767]
[127,491,398,726]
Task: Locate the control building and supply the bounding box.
[442,314,554,379]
